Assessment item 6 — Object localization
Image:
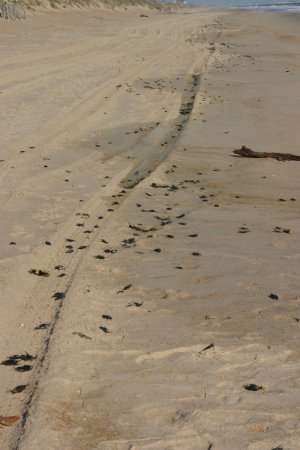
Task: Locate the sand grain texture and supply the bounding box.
[0,7,300,450]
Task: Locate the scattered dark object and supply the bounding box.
[18,353,36,361]
[122,238,136,248]
[45,241,51,246]
[102,314,112,320]
[189,234,198,237]
[234,146,300,161]
[155,216,172,226]
[176,214,185,219]
[129,224,157,233]
[1,359,19,366]
[183,179,200,185]
[10,385,27,394]
[273,226,291,234]
[192,252,200,256]
[35,323,50,330]
[99,326,110,334]
[140,14,148,17]
[271,447,283,450]
[78,246,88,250]
[101,239,108,244]
[9,242,16,245]
[117,283,132,294]
[175,266,183,270]
[166,234,174,238]
[269,293,279,301]
[58,273,65,278]
[55,265,65,270]
[72,332,92,340]
[52,292,65,301]
[243,383,263,391]
[208,443,213,450]
[95,255,105,260]
[239,226,249,233]
[154,248,161,253]
[104,249,117,254]
[77,223,84,227]
[28,269,49,277]
[15,365,32,372]
[200,343,214,353]
[98,215,103,220]
[127,301,143,307]
[2,352,36,365]
[151,182,169,189]
[4,353,35,364]
[66,245,73,249]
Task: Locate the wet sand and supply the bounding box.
[0,6,300,450]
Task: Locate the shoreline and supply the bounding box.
[0,7,299,449]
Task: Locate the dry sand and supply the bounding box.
[0,6,300,450]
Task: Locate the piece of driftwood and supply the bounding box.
[233,146,300,161]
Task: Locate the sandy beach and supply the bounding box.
[0,5,300,449]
